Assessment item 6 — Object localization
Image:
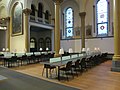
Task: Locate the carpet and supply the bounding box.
[0,67,79,90]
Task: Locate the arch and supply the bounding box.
[30,4,35,16]
[45,37,51,51]
[45,10,49,20]
[38,2,43,18]
[38,38,44,51]
[30,37,37,52]
[8,0,24,16]
[11,2,23,36]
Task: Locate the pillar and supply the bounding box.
[111,0,120,72]
[23,8,31,52]
[53,0,63,57]
[79,12,86,49]
[6,17,10,51]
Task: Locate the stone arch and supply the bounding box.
[8,0,24,16]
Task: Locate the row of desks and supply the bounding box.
[41,52,101,80]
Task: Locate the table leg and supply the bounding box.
[46,68,48,78]
[58,66,60,81]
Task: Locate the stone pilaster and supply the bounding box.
[6,17,10,51]
[23,8,32,52]
[111,0,120,72]
[79,12,86,49]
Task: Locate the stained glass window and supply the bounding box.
[65,8,73,38]
[96,0,108,36]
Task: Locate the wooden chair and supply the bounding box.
[59,61,73,81]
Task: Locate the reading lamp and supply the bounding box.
[69,48,73,58]
[59,48,64,62]
[2,48,5,52]
[6,48,9,52]
[39,48,42,54]
[46,47,49,54]
[81,48,86,53]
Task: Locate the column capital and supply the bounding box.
[6,17,10,21]
[0,17,10,21]
[79,12,86,17]
[0,17,10,24]
[23,8,32,15]
[53,0,63,4]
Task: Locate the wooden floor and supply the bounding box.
[11,60,120,90]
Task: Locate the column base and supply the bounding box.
[54,53,60,57]
[111,61,120,72]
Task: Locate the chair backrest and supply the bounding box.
[22,55,27,59]
[75,59,80,67]
[80,58,86,65]
[66,61,72,70]
[11,56,17,61]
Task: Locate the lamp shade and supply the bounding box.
[2,48,5,52]
[82,48,86,52]
[87,48,90,52]
[59,48,64,55]
[39,48,42,51]
[46,47,49,51]
[6,48,9,52]
[69,48,73,53]
[94,47,97,51]
[97,48,100,51]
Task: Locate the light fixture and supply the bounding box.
[86,48,90,55]
[39,48,42,51]
[97,48,100,51]
[81,48,86,53]
[2,48,5,52]
[39,48,42,54]
[69,48,73,58]
[6,48,9,52]
[94,47,97,52]
[0,26,7,30]
[46,47,49,51]
[59,48,64,62]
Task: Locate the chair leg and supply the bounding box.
[42,68,45,76]
[49,69,52,78]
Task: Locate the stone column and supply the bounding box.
[6,17,10,51]
[79,12,86,49]
[53,0,63,57]
[23,8,31,52]
[112,0,120,72]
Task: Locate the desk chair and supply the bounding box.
[42,64,57,78]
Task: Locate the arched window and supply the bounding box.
[38,38,44,51]
[45,37,51,51]
[65,7,74,38]
[30,4,35,16]
[45,10,49,20]
[38,3,43,18]
[30,37,37,52]
[96,0,109,36]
